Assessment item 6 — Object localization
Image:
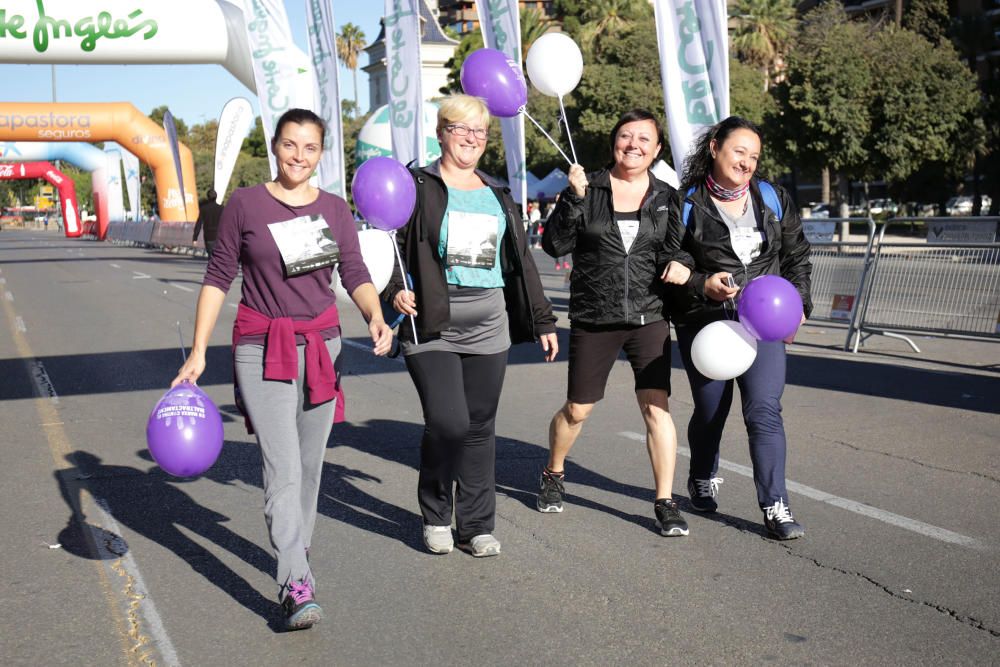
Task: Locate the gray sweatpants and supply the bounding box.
[234,338,340,601]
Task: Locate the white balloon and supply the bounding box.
[690,320,758,381]
[526,33,584,97]
[331,229,396,304]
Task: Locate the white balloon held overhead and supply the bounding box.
[525,32,584,98]
[690,320,758,381]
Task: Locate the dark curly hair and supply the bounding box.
[608,109,665,163]
[272,108,327,148]
[681,116,761,191]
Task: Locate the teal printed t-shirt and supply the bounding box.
[439,186,507,288]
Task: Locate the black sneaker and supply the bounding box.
[762,500,805,540]
[281,579,323,631]
[654,498,689,536]
[688,476,723,513]
[536,468,565,513]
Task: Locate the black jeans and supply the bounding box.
[405,350,507,541]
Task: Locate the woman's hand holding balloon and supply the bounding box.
[393,289,418,316]
[661,261,691,285]
[568,164,587,198]
[705,272,739,302]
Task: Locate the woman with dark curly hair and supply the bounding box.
[666,116,812,540]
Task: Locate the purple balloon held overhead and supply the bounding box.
[460,48,528,118]
[737,275,804,342]
[352,157,417,232]
[146,382,224,477]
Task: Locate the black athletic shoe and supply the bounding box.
[654,498,689,536]
[281,579,323,631]
[536,468,565,513]
[688,476,723,513]
[762,500,805,540]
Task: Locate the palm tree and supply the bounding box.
[731,0,798,91]
[578,0,651,54]
[336,23,367,117]
[520,9,552,58]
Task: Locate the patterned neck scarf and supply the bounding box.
[706,172,749,202]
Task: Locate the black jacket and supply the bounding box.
[665,178,813,327]
[542,167,684,327]
[192,199,223,244]
[382,161,557,344]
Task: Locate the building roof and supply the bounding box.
[368,0,460,49]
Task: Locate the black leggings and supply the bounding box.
[405,350,508,542]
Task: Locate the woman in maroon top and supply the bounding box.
[172,109,392,631]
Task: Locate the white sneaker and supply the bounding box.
[422,525,454,554]
[457,534,501,558]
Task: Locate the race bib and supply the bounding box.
[730,225,763,264]
[267,214,340,276]
[446,210,499,269]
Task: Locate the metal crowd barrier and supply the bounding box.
[848,221,1000,352]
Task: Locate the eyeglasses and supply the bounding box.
[445,124,489,140]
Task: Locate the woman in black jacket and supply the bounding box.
[666,116,812,540]
[536,109,693,536]
[383,94,558,557]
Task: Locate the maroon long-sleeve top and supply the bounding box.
[204,184,371,345]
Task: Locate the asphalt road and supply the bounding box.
[1,229,998,666]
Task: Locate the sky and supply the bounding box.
[0,3,385,128]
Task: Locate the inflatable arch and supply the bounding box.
[1,141,109,236]
[0,162,80,237]
[0,1,254,91]
[0,102,197,238]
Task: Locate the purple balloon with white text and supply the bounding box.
[737,275,804,342]
[460,48,528,118]
[146,382,223,477]
[351,157,417,232]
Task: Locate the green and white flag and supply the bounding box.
[653,0,730,176]
[238,0,315,178]
[383,0,424,167]
[475,0,526,209]
[306,0,347,197]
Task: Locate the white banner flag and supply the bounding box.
[103,148,125,222]
[239,0,316,178]
[120,149,141,221]
[653,0,730,177]
[475,0,527,209]
[383,0,425,167]
[306,0,347,197]
[215,97,255,202]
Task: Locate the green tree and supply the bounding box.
[772,3,874,203]
[730,0,798,90]
[729,57,784,178]
[244,116,269,158]
[336,23,367,117]
[902,0,950,45]
[576,0,652,54]
[863,26,981,185]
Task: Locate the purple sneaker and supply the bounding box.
[282,579,323,631]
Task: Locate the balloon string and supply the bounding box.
[557,96,578,165]
[176,321,187,363]
[390,230,419,344]
[521,108,572,166]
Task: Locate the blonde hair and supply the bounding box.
[436,94,491,134]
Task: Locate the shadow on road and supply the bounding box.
[55,450,278,626]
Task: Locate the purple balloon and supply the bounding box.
[351,157,417,232]
[146,382,223,477]
[737,275,804,342]
[460,48,528,118]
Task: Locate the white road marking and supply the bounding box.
[618,431,979,548]
[110,263,121,269]
[132,272,151,280]
[4,291,12,301]
[15,316,26,332]
[0,277,6,284]
[92,498,181,667]
[168,282,194,293]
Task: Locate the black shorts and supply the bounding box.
[567,320,671,403]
